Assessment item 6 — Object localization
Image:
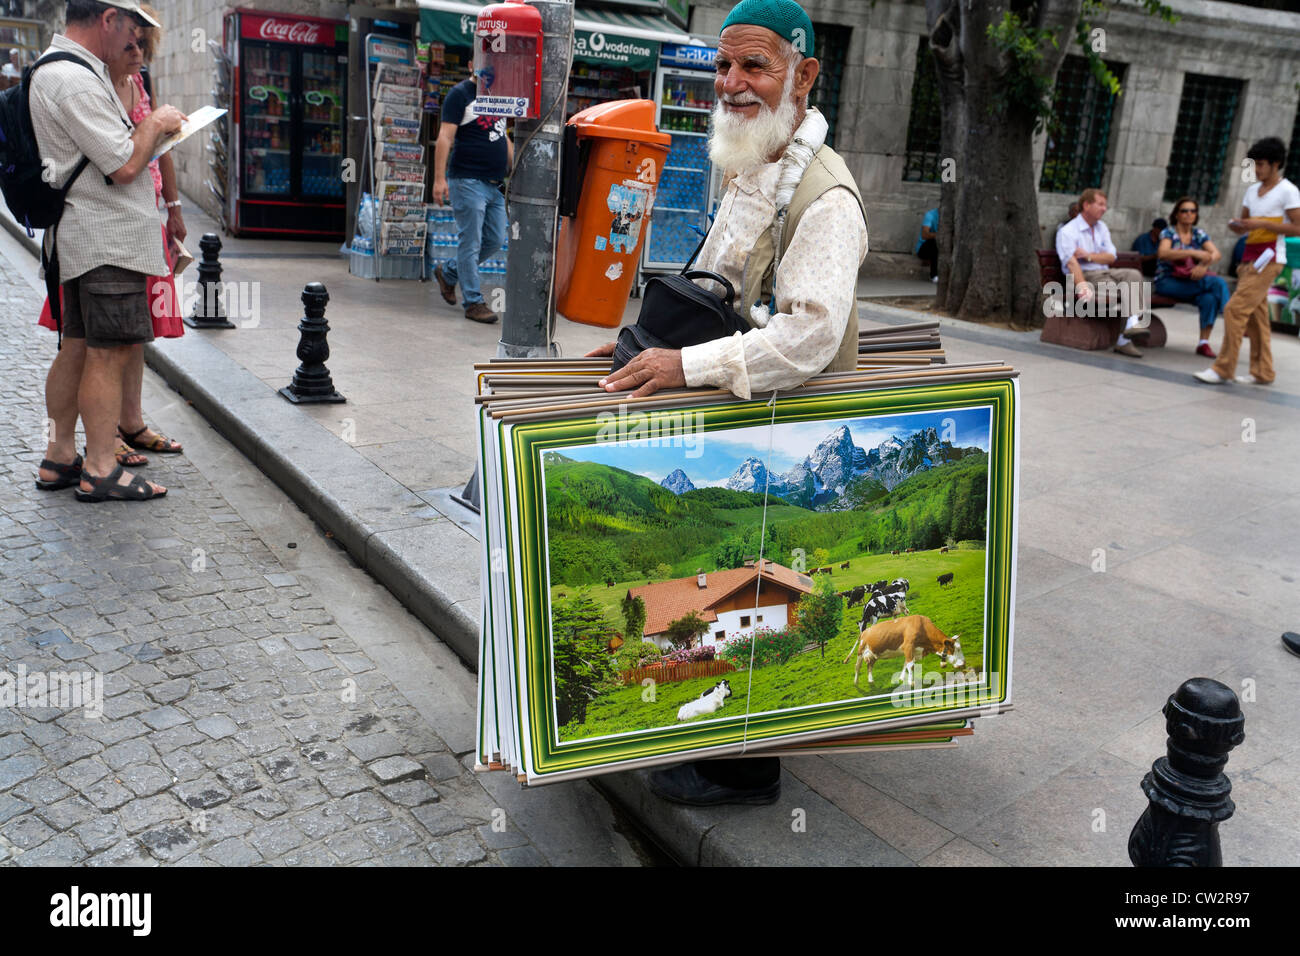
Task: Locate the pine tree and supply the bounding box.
[795,575,844,659]
[551,595,618,726]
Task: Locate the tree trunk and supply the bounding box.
[925,0,1080,327]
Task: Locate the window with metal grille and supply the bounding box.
[902,38,942,183]
[809,22,851,148]
[1039,55,1124,194]
[1164,74,1243,205]
[1286,99,1300,185]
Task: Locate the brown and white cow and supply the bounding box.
[841,615,964,688]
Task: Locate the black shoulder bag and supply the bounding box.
[610,231,750,372]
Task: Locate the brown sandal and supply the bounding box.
[91,443,147,468]
[118,424,182,454]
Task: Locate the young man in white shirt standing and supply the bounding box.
[1195,137,1300,386]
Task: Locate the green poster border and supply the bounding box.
[507,380,1017,777]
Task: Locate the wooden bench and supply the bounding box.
[1037,250,1169,350]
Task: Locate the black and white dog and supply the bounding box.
[677,680,733,720]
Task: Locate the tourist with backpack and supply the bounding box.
[20,0,184,502]
[36,4,187,472]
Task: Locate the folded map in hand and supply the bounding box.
[152,106,227,160]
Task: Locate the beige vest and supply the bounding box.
[740,144,867,374]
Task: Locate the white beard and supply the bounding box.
[708,64,798,175]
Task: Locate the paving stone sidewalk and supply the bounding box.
[0,261,544,867]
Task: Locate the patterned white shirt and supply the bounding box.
[680,147,868,400]
[29,34,167,281]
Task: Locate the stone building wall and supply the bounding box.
[146,0,348,223]
[89,0,1300,252]
[691,0,1300,259]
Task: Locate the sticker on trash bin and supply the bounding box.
[604,181,652,255]
[605,262,623,280]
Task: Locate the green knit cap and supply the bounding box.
[721,0,815,55]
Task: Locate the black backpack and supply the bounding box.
[0,52,98,346]
[0,52,95,231]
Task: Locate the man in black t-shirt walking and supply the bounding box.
[433,65,512,323]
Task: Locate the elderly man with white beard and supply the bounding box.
[589,0,868,404]
[593,0,867,808]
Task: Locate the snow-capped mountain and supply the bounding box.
[660,468,696,495]
[721,424,980,510]
[724,456,780,495]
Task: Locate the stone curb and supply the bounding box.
[1,207,43,259]
[592,768,908,866]
[142,331,481,665]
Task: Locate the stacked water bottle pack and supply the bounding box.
[425,206,508,281]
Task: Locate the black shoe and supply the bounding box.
[647,762,780,807]
[1283,632,1300,658]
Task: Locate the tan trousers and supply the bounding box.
[1079,268,1145,334]
[1212,260,1283,383]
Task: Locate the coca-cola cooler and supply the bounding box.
[223,8,349,237]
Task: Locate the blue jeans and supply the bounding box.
[442,177,507,306]
[1154,274,1230,333]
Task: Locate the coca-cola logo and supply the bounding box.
[256,18,323,45]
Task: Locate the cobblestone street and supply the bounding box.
[0,245,636,867]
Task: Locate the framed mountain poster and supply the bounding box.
[479,373,1019,783]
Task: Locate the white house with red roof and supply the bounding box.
[628,560,815,652]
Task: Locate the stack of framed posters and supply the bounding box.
[474,336,1018,785]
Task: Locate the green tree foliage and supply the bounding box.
[614,640,662,673]
[548,455,988,584]
[665,610,710,650]
[794,574,844,659]
[620,593,646,643]
[987,1,1178,134]
[551,595,619,726]
[713,540,746,570]
[719,626,803,668]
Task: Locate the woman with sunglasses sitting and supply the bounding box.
[1153,197,1230,358]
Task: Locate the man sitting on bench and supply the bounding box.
[1055,188,1152,358]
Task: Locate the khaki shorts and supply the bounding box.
[61,265,154,349]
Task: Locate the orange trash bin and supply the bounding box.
[555,100,671,328]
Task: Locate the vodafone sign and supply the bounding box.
[241,14,337,47]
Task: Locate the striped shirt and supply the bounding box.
[29,34,167,281]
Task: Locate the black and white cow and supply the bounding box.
[677,680,733,720]
[858,589,910,630]
[844,585,868,608]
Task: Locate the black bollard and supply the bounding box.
[1129,678,1245,867]
[184,233,235,329]
[279,282,345,404]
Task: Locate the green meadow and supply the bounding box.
[557,547,986,741]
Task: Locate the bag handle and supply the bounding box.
[682,269,735,310]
